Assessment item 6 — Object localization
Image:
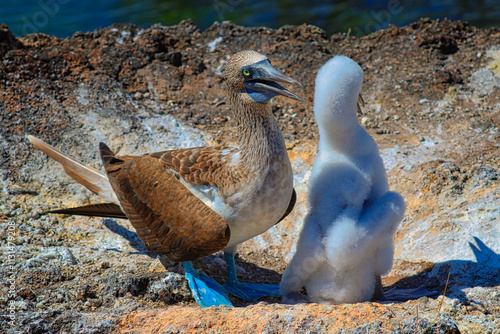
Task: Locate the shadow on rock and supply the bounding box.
[101,218,154,258]
[387,236,500,303]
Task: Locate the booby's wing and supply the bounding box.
[154,146,296,225]
[150,146,241,218]
[28,135,119,204]
[100,143,231,262]
[153,146,239,187]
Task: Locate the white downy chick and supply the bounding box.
[280,56,407,304]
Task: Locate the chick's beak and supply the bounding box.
[357,94,365,115]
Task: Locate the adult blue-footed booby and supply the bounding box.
[29,50,304,307]
[280,55,433,304]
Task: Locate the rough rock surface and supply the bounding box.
[0,18,499,333]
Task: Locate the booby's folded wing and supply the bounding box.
[155,146,296,225]
[100,143,230,262]
[28,135,119,204]
[150,147,242,218]
[153,146,239,187]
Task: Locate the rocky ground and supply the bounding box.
[0,18,499,333]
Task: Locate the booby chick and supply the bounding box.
[280,56,431,304]
[29,50,304,307]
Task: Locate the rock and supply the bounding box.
[0,24,22,53]
[146,272,192,304]
[1,18,499,333]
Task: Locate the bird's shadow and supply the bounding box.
[386,236,500,303]
[101,218,156,259]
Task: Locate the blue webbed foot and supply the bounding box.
[183,262,233,307]
[224,281,281,301]
[222,252,281,301]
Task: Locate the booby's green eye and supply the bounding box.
[242,69,251,76]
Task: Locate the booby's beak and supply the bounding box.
[357,94,365,115]
[242,59,305,103]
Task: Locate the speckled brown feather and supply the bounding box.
[150,146,243,194]
[100,143,230,262]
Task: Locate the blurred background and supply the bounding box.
[1,0,499,38]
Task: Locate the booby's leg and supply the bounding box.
[372,275,438,302]
[183,262,233,307]
[222,252,281,301]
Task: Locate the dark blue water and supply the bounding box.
[1,0,499,38]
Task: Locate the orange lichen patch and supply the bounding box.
[286,139,317,166]
[147,260,169,273]
[116,302,406,333]
[473,183,498,197]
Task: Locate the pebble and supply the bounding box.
[27,211,41,219]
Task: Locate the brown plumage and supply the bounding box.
[152,146,238,190]
[30,50,303,264]
[99,144,230,261]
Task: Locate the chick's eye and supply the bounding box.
[242,69,251,76]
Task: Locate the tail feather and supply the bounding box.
[28,135,119,204]
[99,142,118,169]
[47,203,127,219]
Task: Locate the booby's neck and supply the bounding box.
[316,96,362,153]
[314,55,365,154]
[229,91,287,167]
[222,88,292,248]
